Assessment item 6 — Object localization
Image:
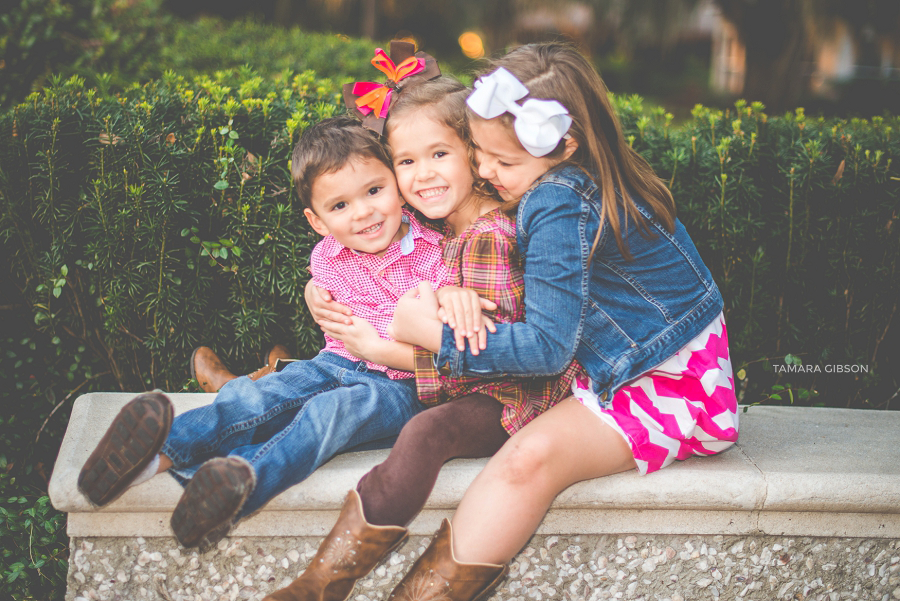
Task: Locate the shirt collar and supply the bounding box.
[321,210,432,259]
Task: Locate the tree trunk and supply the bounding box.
[274,0,292,25]
[717,0,812,111]
[361,0,376,39]
[482,0,516,55]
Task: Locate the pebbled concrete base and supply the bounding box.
[67,533,900,601]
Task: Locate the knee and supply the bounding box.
[395,409,447,451]
[492,433,557,488]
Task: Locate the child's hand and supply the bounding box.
[435,286,498,355]
[320,315,381,362]
[448,312,497,355]
[306,280,353,326]
[389,282,443,351]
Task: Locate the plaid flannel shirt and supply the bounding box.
[414,208,583,435]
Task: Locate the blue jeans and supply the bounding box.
[161,352,422,518]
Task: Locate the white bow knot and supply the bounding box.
[466,67,572,158]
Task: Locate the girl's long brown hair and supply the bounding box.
[474,43,676,260]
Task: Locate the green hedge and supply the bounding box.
[1,0,170,108]
[616,98,899,409]
[0,68,348,600]
[1,69,898,600]
[156,18,379,82]
[2,5,383,110]
[2,73,898,402]
[1,71,347,390]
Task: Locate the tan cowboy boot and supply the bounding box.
[191,346,238,392]
[247,344,292,382]
[388,519,507,601]
[264,489,407,601]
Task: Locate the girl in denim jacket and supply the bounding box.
[386,43,740,601]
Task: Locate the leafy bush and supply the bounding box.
[614,96,899,408]
[1,68,898,601]
[0,0,170,108]
[154,18,379,83]
[2,75,898,403]
[2,8,388,110]
[2,70,343,390]
[1,330,85,600]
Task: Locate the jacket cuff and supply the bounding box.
[435,323,461,377]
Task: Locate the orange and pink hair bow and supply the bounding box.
[343,41,441,134]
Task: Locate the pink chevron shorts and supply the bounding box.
[571,313,739,475]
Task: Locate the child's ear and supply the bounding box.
[304,208,331,237]
[561,135,579,160]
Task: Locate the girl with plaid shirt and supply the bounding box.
[265,77,581,601]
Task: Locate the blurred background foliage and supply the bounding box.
[1,1,899,599]
[4,0,900,114]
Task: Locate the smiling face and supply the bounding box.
[303,156,405,256]
[470,117,575,201]
[388,111,484,235]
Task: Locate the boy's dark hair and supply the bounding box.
[291,116,392,211]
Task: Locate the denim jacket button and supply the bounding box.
[438,362,452,376]
[600,391,608,402]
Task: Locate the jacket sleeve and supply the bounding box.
[435,183,592,378]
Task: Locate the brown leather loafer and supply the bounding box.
[247,344,293,381]
[77,392,173,507]
[191,346,238,392]
[170,456,256,548]
[266,343,291,367]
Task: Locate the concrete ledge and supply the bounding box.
[50,395,900,601]
[49,394,900,539]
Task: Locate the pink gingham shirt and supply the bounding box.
[310,211,449,379]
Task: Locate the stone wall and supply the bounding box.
[69,533,900,601]
[52,396,900,601]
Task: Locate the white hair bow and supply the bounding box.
[466,67,572,158]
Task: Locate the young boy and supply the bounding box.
[77,116,448,548]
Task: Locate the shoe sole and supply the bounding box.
[77,392,173,507]
[189,346,200,382]
[170,457,256,548]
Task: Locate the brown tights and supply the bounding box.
[356,393,510,527]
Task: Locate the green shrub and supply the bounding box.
[613,96,899,407]
[2,9,388,110]
[0,0,170,108]
[0,69,898,601]
[0,485,67,600]
[2,69,344,390]
[1,330,85,600]
[2,77,898,403]
[154,18,379,83]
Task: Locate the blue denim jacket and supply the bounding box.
[435,165,723,405]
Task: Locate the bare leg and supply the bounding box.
[450,397,637,564]
[158,454,173,473]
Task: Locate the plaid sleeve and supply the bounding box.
[457,230,524,323]
[414,345,443,406]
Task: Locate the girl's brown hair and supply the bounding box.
[473,43,676,259]
[385,77,499,211]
